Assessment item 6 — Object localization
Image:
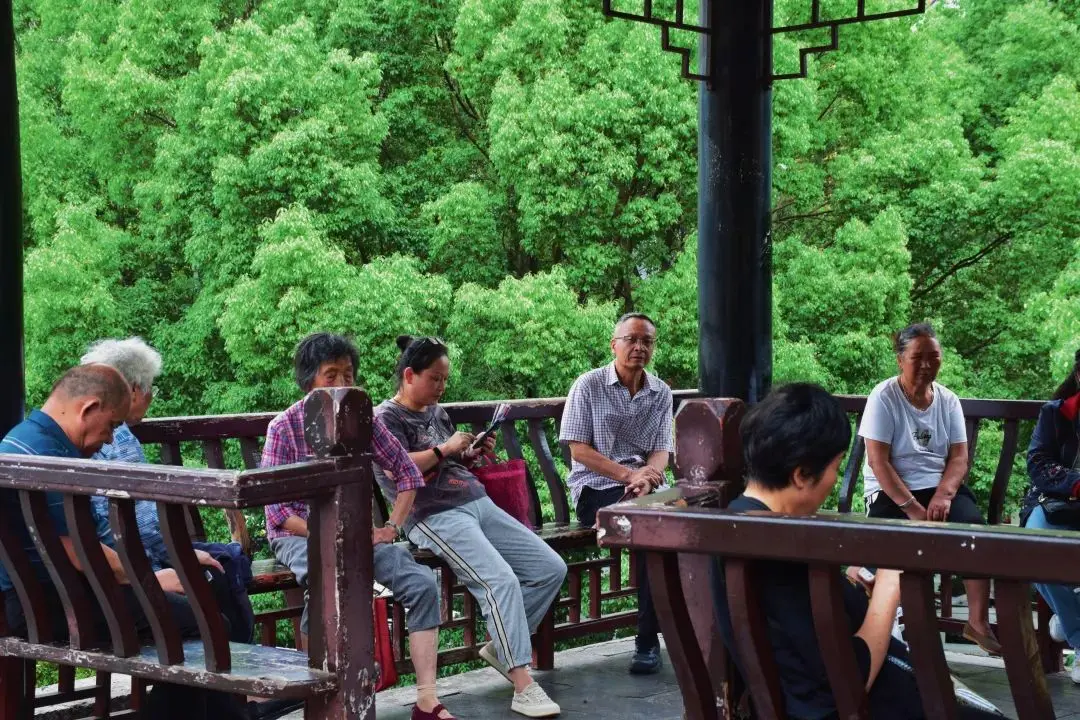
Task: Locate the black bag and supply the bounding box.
[1038,494,1080,528]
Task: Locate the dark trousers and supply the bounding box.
[4,577,246,719]
[577,486,660,650]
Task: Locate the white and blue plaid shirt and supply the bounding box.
[560,363,674,503]
[91,423,169,570]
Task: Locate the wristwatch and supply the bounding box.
[432,445,444,462]
[385,520,404,540]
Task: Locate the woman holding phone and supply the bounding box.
[373,335,567,719]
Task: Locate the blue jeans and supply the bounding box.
[1025,504,1080,649]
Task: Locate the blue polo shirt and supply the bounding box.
[0,410,88,591]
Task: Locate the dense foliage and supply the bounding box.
[14,0,1080,516]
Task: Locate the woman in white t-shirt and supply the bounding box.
[857,323,999,655]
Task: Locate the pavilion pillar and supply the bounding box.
[697,0,773,402]
[0,0,24,435]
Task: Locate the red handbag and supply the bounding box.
[373,595,398,692]
[472,454,533,528]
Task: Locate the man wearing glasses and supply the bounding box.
[560,312,674,675]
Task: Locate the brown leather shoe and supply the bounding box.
[962,622,1002,656]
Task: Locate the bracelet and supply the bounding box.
[897,496,916,509]
[385,520,403,539]
[432,445,444,461]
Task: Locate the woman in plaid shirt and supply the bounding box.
[262,333,454,720]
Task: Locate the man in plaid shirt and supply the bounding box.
[560,312,674,677]
[263,333,454,720]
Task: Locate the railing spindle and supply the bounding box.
[899,572,958,720]
[988,419,1020,526]
[159,502,231,672]
[62,495,139,657]
[807,565,869,718]
[109,498,183,664]
[527,419,570,524]
[19,491,96,649]
[996,580,1054,719]
[724,558,785,719]
[0,492,51,643]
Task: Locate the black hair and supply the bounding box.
[1052,349,1080,401]
[893,322,938,356]
[741,383,852,491]
[52,364,131,411]
[394,335,450,388]
[614,312,656,332]
[293,333,359,392]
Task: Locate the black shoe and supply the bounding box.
[629,645,662,675]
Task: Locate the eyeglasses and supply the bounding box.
[403,336,447,362]
[614,335,657,349]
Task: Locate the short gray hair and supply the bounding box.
[81,337,162,392]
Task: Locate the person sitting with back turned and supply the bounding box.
[0,365,246,720]
[560,312,674,675]
[262,333,456,720]
[711,383,1003,720]
[81,337,255,645]
[856,323,998,655]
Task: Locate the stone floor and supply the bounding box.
[330,638,1080,720]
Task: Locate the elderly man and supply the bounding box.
[0,365,246,719]
[560,312,674,675]
[262,333,453,720]
[82,338,254,644]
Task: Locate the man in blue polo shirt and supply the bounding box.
[0,365,247,719]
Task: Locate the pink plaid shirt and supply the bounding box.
[262,397,424,540]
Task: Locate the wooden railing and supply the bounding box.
[0,388,377,719]
[597,503,1076,720]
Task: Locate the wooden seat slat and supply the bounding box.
[0,638,337,698]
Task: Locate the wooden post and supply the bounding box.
[303,388,376,720]
[673,398,746,719]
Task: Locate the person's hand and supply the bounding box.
[629,466,664,489]
[903,501,928,522]
[440,432,476,457]
[155,568,184,595]
[926,490,954,523]
[480,435,497,453]
[626,475,652,498]
[372,525,397,546]
[194,549,224,573]
[846,565,875,593]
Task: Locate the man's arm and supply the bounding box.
[261,411,310,536]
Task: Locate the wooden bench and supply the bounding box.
[128,391,704,675]
[597,501,1080,720]
[0,387,378,719]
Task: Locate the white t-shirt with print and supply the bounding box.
[859,378,967,497]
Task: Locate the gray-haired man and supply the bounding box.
[560,312,674,675]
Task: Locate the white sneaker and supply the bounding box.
[1050,614,1067,644]
[511,682,561,717]
[479,641,513,683]
[1072,660,1080,685]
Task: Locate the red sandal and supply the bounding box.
[412,703,457,720]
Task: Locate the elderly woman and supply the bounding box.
[377,335,566,719]
[1020,349,1080,683]
[712,383,1003,719]
[858,323,998,655]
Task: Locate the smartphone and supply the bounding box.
[857,567,876,584]
[469,419,501,450]
[470,403,511,450]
